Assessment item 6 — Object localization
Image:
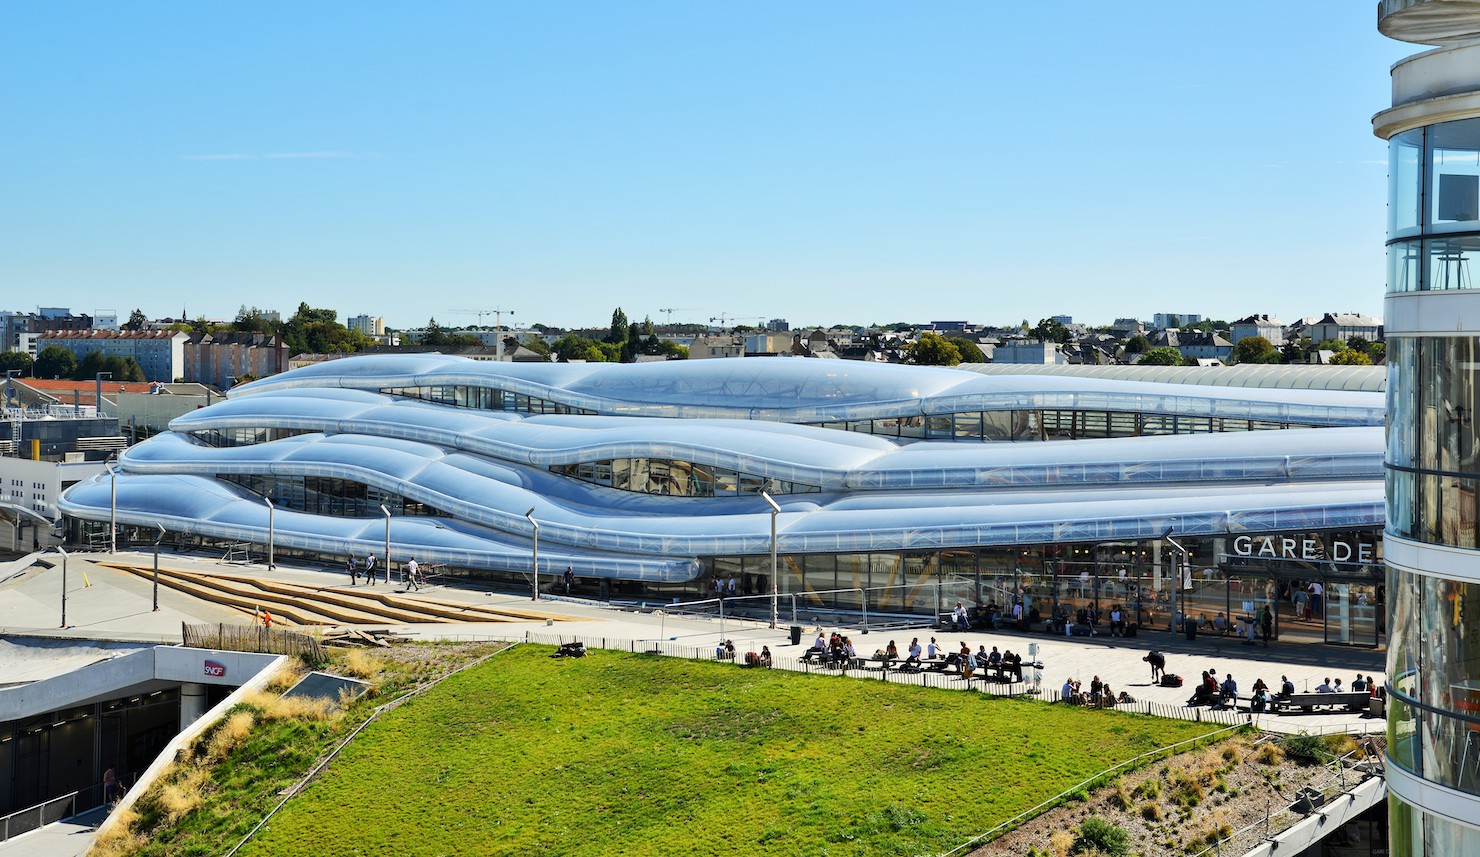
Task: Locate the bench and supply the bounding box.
[715,650,735,661]
[1274,691,1370,713]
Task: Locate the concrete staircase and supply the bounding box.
[100,563,579,627]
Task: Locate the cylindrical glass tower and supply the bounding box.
[1377,2,1480,852]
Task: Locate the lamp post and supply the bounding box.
[1164,529,1189,633]
[56,546,68,628]
[152,524,166,611]
[105,457,117,554]
[381,504,391,584]
[761,491,781,629]
[264,497,275,570]
[525,508,540,600]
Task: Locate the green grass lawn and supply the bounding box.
[240,646,1219,857]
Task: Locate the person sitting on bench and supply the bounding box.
[1187,671,1218,706]
[1215,673,1238,709]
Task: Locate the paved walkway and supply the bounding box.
[0,806,105,857]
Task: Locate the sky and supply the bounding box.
[0,3,1415,331]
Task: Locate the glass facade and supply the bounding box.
[807,409,1310,442]
[1382,92,1480,853]
[1388,118,1480,293]
[551,458,821,496]
[189,427,314,447]
[217,474,448,519]
[381,384,594,415]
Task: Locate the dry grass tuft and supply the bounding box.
[1255,742,1285,766]
[156,767,211,823]
[1049,829,1074,856]
[341,649,384,681]
[264,661,310,692]
[239,689,338,723]
[91,807,144,857]
[1140,802,1163,822]
[204,710,256,760]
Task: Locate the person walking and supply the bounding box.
[103,765,118,805]
[406,557,420,591]
[346,554,359,586]
[563,566,574,595]
[364,553,378,585]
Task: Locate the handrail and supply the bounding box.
[938,724,1246,857]
[1184,743,1383,857]
[0,789,78,843]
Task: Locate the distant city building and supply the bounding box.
[767,318,789,332]
[1110,318,1146,338]
[993,340,1063,365]
[744,332,795,356]
[929,321,970,333]
[1050,314,1073,325]
[348,314,386,337]
[1153,313,1202,329]
[184,332,290,390]
[1306,313,1382,344]
[687,335,744,359]
[92,310,119,332]
[1174,331,1233,361]
[1230,314,1286,347]
[36,330,188,382]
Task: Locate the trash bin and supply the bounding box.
[1184,617,1197,641]
[789,625,803,646]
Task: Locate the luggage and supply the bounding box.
[1160,674,1184,688]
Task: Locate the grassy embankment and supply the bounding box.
[229,646,1220,857]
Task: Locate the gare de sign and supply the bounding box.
[1231,535,1374,564]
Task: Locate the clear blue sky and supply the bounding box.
[0,3,1412,331]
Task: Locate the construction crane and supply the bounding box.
[450,307,516,361]
[709,313,765,329]
[658,307,699,324]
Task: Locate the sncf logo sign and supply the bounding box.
[203,660,226,678]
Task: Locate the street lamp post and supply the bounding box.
[56,546,68,628]
[264,497,275,570]
[1164,529,1189,634]
[152,524,166,611]
[105,457,117,554]
[525,508,540,600]
[381,504,391,584]
[761,491,781,629]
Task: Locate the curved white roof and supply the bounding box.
[58,356,1385,581]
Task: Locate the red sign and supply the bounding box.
[203,660,226,678]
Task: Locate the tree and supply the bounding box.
[606,307,632,362]
[1032,318,1070,345]
[904,332,962,366]
[1231,336,1277,364]
[74,352,146,382]
[1315,338,1349,353]
[1329,349,1374,366]
[552,335,610,362]
[125,309,148,331]
[948,337,986,363]
[1166,315,1181,329]
[1123,333,1150,354]
[1138,346,1184,366]
[0,351,33,377]
[35,346,77,380]
[233,305,274,334]
[520,335,552,358]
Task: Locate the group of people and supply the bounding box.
[942,640,1026,681]
[1182,670,1383,712]
[344,553,431,590]
[711,575,740,598]
[1061,675,1132,708]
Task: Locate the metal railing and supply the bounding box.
[1185,740,1385,856]
[0,790,78,843]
